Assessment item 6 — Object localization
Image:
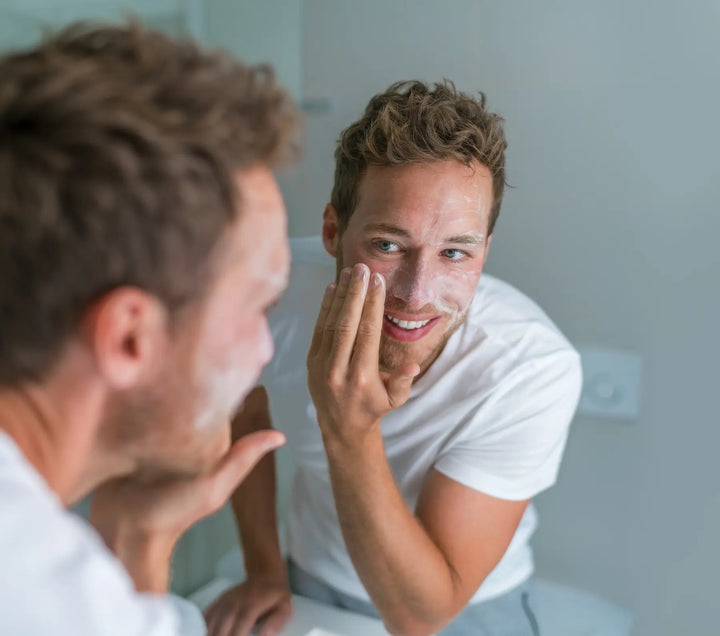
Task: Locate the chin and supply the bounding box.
[157,424,231,477]
[195,426,232,472]
[379,343,428,374]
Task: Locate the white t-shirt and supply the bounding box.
[0,430,204,636]
[263,237,582,604]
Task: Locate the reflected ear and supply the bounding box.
[322,203,340,257]
[82,287,170,389]
[485,234,493,259]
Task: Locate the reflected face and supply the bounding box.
[328,161,493,376]
[116,167,289,475]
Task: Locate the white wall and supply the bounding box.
[286,2,720,635]
[203,0,302,99]
[10,3,716,627]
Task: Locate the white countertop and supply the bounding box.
[189,577,389,636]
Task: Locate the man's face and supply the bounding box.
[114,167,289,475]
[327,161,493,376]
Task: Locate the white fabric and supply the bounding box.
[262,236,582,605]
[0,430,203,636]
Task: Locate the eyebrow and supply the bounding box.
[363,223,485,246]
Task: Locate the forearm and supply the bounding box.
[230,388,285,578]
[324,433,461,635]
[231,453,285,577]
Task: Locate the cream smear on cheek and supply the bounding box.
[385,200,489,324]
[191,352,260,432]
[191,271,281,432]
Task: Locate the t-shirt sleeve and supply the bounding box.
[433,348,582,501]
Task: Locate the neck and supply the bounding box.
[0,384,87,504]
[0,370,132,505]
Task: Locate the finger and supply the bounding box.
[259,602,293,636]
[208,612,235,636]
[230,609,264,636]
[327,263,370,369]
[230,596,278,636]
[206,430,286,512]
[318,266,352,352]
[385,362,420,410]
[350,271,386,372]
[204,602,235,636]
[308,282,336,358]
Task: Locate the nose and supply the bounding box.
[387,254,436,310]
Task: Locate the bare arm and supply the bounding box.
[327,440,527,634]
[308,264,527,635]
[204,387,292,636]
[230,386,285,579]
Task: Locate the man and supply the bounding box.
[0,23,300,635]
[206,81,581,635]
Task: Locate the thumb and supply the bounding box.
[207,430,286,510]
[385,363,420,409]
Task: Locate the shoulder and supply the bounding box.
[470,273,579,361]
[434,273,582,404]
[0,434,181,634]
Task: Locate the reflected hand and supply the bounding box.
[205,577,293,636]
[306,264,419,447]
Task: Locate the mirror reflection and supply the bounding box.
[1,3,716,636]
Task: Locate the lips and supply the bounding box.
[382,312,440,342]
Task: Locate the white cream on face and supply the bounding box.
[190,266,282,432]
[188,167,289,432]
[192,329,272,431]
[336,160,494,373]
[383,209,489,318]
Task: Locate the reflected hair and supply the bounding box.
[331,79,507,233]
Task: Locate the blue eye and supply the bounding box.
[375,240,399,253]
[442,248,467,260]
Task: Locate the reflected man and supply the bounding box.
[209,81,581,636]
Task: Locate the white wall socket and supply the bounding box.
[576,346,643,421]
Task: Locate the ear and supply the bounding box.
[322,203,340,257]
[81,287,170,390]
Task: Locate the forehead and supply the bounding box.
[351,161,493,237]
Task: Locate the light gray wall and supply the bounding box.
[285,2,720,635]
[6,3,717,629]
[203,0,302,99]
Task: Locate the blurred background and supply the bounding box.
[1,2,718,634]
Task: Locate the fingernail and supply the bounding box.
[265,432,286,451]
[340,268,352,284]
[371,272,385,288]
[352,263,368,281]
[325,282,336,295]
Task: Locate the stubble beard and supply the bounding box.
[378,306,470,378]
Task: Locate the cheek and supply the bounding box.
[193,318,273,430]
[434,270,480,302]
[227,317,274,373]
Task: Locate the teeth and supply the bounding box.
[385,315,431,330]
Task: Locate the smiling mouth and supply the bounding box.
[384,314,432,330]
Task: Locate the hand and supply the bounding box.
[306,263,419,446]
[205,577,292,636]
[90,429,285,592]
